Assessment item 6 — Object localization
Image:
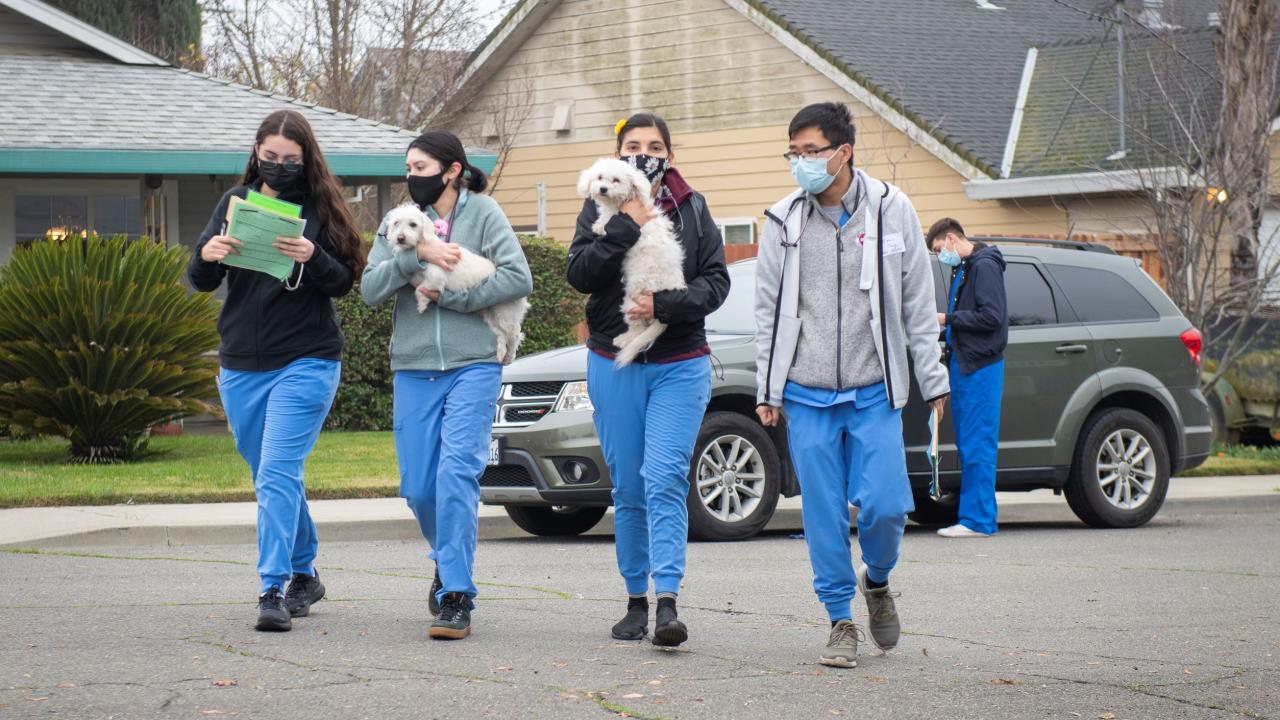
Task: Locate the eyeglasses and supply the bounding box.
[260,157,304,173]
[782,145,838,163]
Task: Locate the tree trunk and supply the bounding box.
[1217,0,1276,287]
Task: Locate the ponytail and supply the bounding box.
[463,163,488,193]
[408,130,487,195]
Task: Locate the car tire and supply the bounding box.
[504,505,607,537]
[686,411,782,542]
[1064,408,1170,528]
[1206,393,1240,446]
[908,490,960,527]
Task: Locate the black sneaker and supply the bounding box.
[428,592,472,640]
[652,597,687,647]
[285,571,325,618]
[428,566,442,616]
[611,597,649,640]
[255,586,291,632]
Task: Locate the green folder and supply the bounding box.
[222,196,306,280]
[245,189,303,218]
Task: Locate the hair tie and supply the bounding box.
[614,118,627,135]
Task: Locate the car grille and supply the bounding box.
[480,465,535,487]
[494,381,564,428]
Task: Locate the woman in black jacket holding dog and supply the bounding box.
[566,113,730,647]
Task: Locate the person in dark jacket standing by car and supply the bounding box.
[567,113,729,648]
[189,110,366,631]
[929,217,1008,538]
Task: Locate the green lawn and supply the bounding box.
[0,432,400,508]
[1181,443,1280,478]
[0,433,1276,508]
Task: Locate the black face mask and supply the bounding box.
[407,172,448,208]
[622,154,670,185]
[258,158,304,192]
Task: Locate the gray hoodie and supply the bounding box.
[753,169,949,410]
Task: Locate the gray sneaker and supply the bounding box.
[820,619,863,668]
[857,565,901,651]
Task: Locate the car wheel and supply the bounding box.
[1206,393,1240,446]
[908,490,959,527]
[686,411,782,541]
[504,505,607,537]
[1064,408,1170,528]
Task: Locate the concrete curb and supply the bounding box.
[4,492,1277,550]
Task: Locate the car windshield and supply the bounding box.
[704,260,757,335]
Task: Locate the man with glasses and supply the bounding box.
[753,102,949,668]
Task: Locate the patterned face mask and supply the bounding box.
[622,154,670,185]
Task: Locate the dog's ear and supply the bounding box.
[630,170,652,202]
[576,165,595,198]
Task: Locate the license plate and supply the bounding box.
[488,438,502,466]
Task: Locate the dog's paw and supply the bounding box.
[591,219,607,236]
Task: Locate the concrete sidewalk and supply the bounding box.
[1,474,1276,549]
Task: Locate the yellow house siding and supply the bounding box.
[1269,131,1279,196]
[489,121,1069,245]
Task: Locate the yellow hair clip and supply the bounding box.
[614,118,627,135]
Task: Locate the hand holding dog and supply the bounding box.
[625,292,655,321]
[418,241,462,271]
[201,235,242,262]
[621,196,653,226]
[417,286,441,301]
[274,235,315,263]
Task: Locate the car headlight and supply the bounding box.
[553,381,593,413]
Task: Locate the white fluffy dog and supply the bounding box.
[577,158,686,367]
[383,203,529,365]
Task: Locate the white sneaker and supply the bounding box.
[937,524,991,538]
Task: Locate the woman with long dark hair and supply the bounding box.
[189,109,366,632]
[361,130,532,640]
[567,113,730,646]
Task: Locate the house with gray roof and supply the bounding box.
[0,0,495,264]
[444,0,1276,290]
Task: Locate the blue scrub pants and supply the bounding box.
[586,352,712,597]
[949,356,1004,535]
[783,382,914,622]
[219,358,341,594]
[393,363,502,604]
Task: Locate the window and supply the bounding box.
[93,196,143,238]
[16,195,87,244]
[1004,262,1058,326]
[703,261,757,335]
[1047,264,1159,323]
[716,218,756,245]
[14,194,143,245]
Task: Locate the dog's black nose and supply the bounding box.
[599,187,608,195]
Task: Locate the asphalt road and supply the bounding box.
[1,498,1277,720]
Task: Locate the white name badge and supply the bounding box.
[882,232,906,255]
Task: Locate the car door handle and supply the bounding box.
[1055,344,1089,355]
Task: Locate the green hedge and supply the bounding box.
[325,236,583,431]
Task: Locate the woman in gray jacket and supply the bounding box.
[361,131,532,641]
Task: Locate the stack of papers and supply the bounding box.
[222,190,306,280]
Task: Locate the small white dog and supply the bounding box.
[383,203,529,365]
[577,157,686,367]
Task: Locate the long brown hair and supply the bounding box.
[241,110,367,274]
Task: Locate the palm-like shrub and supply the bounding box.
[0,235,220,462]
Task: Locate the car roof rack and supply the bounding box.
[974,236,1117,255]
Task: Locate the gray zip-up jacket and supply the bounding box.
[753,170,949,410]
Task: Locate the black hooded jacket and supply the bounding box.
[944,243,1008,374]
[566,193,730,362]
[187,182,356,372]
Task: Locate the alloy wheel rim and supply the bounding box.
[1095,428,1156,510]
[696,434,766,523]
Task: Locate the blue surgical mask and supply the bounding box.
[790,155,838,194]
[939,248,962,267]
